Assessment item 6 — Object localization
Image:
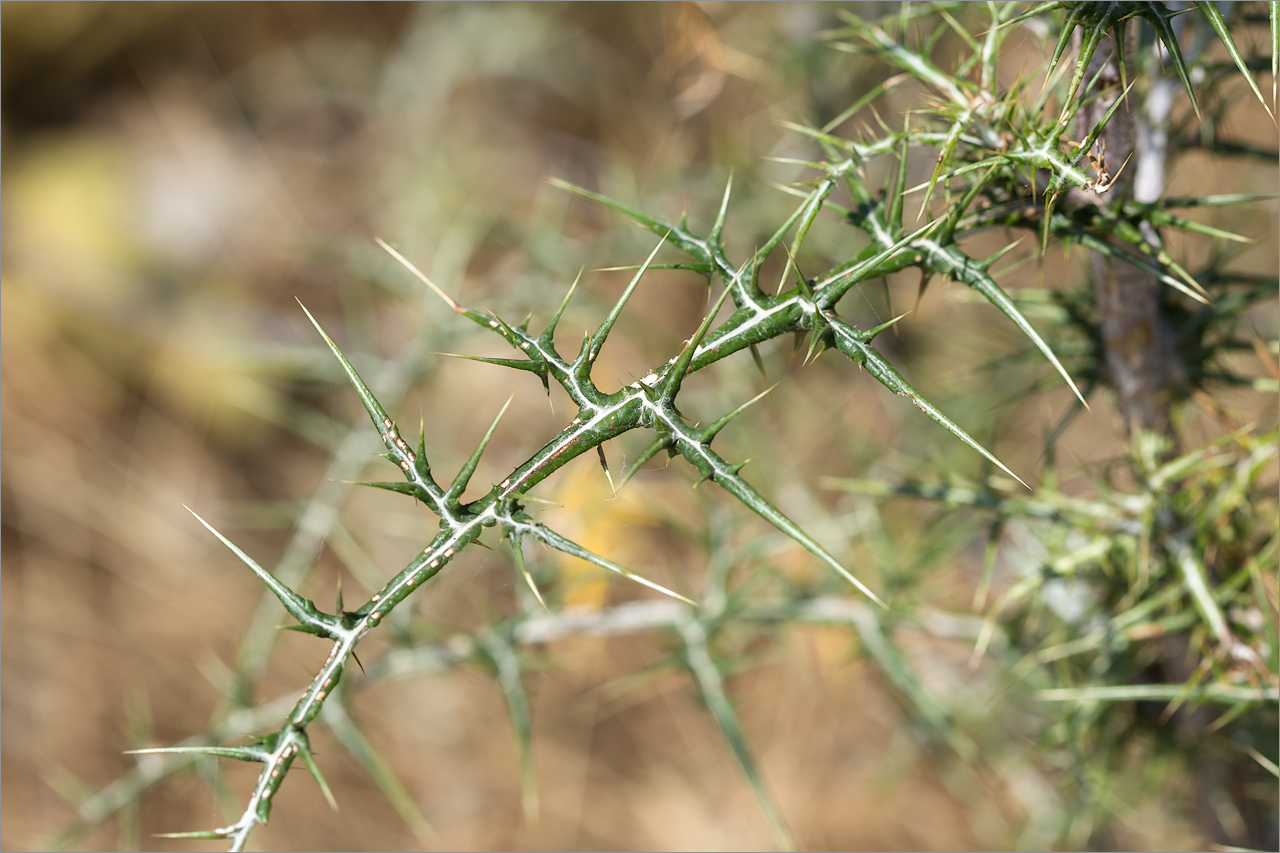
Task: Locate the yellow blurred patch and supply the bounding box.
[4,133,143,306]
[546,453,670,609]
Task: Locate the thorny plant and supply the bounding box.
[63,3,1277,851]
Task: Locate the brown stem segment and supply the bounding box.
[1073,23,1258,851]
[1074,25,1182,435]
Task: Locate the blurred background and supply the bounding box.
[2,3,1276,851]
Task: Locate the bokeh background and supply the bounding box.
[3,3,1276,851]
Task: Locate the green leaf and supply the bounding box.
[592,262,715,275]
[938,7,979,54]
[1106,215,1210,297]
[1044,2,1087,98]
[1157,193,1274,209]
[999,0,1065,32]
[774,119,865,155]
[1135,207,1255,243]
[1249,745,1280,779]
[1071,78,1137,174]
[548,178,678,238]
[787,180,835,266]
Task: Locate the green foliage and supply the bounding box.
[66,3,1276,851]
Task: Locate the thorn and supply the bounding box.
[700,446,886,608]
[375,237,464,314]
[710,169,734,242]
[448,395,514,502]
[748,344,769,385]
[296,740,341,814]
[1109,149,1134,189]
[596,446,616,497]
[543,262,582,349]
[701,383,779,444]
[512,493,560,507]
[185,504,324,629]
[616,434,672,492]
[864,310,912,340]
[779,241,811,297]
[531,522,694,604]
[509,536,548,612]
[586,235,669,369]
[914,269,931,312]
[789,331,804,366]
[524,574,549,611]
[655,264,740,398]
[296,298,333,346]
[351,652,366,676]
[978,236,1025,272]
[803,323,828,366]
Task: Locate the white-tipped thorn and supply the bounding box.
[375,237,464,313]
